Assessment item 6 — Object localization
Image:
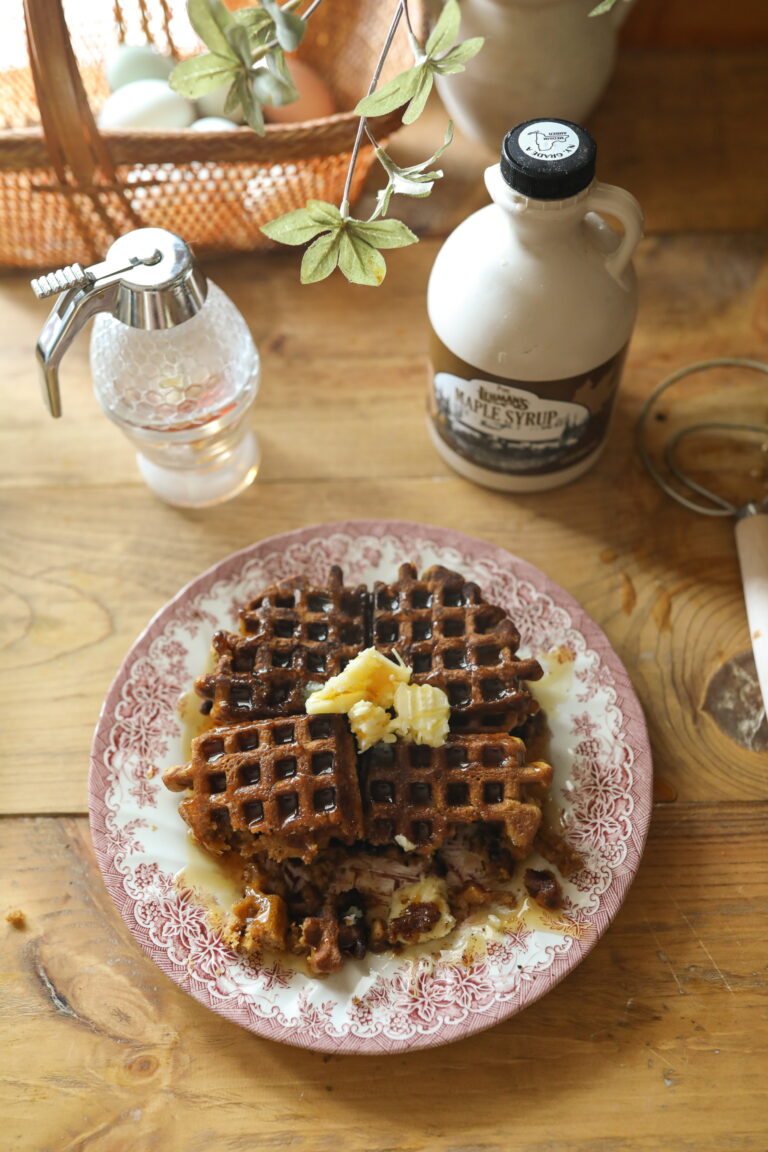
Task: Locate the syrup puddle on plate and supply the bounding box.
[174,836,581,984]
[533,645,575,718]
[171,642,580,979]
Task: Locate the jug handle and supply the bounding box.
[584,181,644,285]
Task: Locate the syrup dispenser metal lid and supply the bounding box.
[30,227,208,417]
[500,119,596,201]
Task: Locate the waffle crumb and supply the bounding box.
[6,909,25,928]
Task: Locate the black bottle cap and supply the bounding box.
[500,119,596,201]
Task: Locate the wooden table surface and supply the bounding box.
[2,40,768,1152]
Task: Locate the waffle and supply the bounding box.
[360,732,552,858]
[162,714,363,863]
[371,563,542,730]
[195,565,368,724]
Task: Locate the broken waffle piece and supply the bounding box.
[388,876,455,945]
[195,566,368,725]
[372,563,543,731]
[162,713,363,863]
[360,733,551,858]
[524,867,564,910]
[223,891,288,955]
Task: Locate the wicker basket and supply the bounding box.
[0,0,418,269]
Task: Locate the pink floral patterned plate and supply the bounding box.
[89,519,652,1054]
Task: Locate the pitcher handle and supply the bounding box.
[584,180,644,285]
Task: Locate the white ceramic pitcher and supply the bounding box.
[435,0,637,153]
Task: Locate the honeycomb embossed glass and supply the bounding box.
[31,227,260,508]
[91,281,260,507]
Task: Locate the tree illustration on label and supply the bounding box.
[434,373,591,473]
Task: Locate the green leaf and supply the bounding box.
[352,218,418,249]
[187,0,236,59]
[252,66,296,106]
[301,231,342,283]
[402,67,434,125]
[433,37,484,74]
[354,65,424,117]
[168,52,237,97]
[261,207,335,245]
[224,81,242,116]
[233,7,274,53]
[426,0,461,57]
[233,7,273,32]
[338,231,387,286]
[306,200,343,226]
[261,0,306,52]
[589,0,621,13]
[235,73,265,134]
[225,22,254,69]
[264,46,297,92]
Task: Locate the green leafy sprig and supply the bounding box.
[170,0,310,132]
[372,121,454,219]
[261,201,417,285]
[355,0,482,126]
[263,0,483,284]
[174,0,485,284]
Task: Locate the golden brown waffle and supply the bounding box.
[162,714,363,863]
[371,563,542,731]
[196,566,368,724]
[360,733,552,858]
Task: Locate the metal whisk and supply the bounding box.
[636,357,768,712]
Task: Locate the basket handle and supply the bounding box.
[24,0,142,255]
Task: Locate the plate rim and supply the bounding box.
[89,517,653,1054]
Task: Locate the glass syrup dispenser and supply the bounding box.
[31,227,260,507]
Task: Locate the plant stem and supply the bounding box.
[340,0,404,217]
[256,0,327,60]
[401,0,415,40]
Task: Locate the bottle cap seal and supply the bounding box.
[500,119,596,200]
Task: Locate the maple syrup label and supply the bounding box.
[429,332,628,477]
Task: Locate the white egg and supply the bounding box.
[105,43,174,92]
[197,83,244,124]
[98,80,196,130]
[190,116,239,132]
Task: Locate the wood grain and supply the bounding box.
[1,807,766,1151]
[621,0,768,48]
[1,45,767,1150]
[372,50,768,237]
[2,229,766,814]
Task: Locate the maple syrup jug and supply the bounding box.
[427,119,643,492]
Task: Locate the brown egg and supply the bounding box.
[264,59,336,123]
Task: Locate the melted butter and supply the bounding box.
[532,645,575,719]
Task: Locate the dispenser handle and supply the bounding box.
[34,274,118,417]
[584,180,644,285]
[31,243,170,417]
